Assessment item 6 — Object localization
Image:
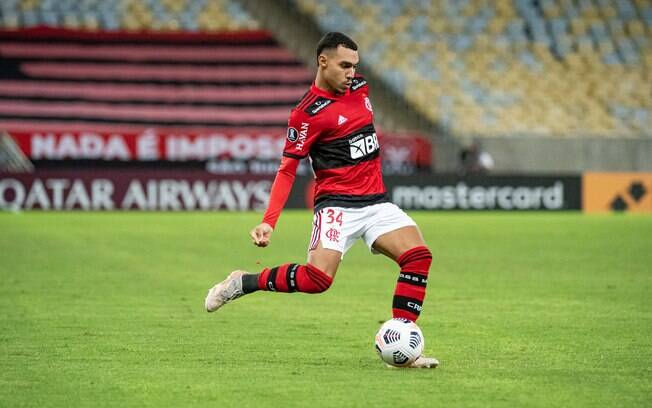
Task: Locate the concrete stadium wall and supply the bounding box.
[479,136,652,174]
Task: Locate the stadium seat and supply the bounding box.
[294,0,652,137]
[0,23,310,129]
[1,0,258,31]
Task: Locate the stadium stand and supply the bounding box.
[0,1,433,172]
[0,28,309,129]
[294,0,652,138]
[0,0,258,31]
[0,1,290,127]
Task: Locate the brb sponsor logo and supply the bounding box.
[349,132,379,159]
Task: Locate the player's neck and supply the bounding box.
[314,73,341,96]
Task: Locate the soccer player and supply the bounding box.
[205,32,438,368]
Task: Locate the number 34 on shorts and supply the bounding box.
[308,203,417,256]
[310,208,343,250]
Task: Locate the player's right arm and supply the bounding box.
[250,108,318,247]
[250,156,299,247]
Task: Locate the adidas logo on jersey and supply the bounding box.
[337,115,348,126]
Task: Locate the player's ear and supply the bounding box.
[318,53,328,68]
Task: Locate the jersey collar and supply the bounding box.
[310,82,350,99]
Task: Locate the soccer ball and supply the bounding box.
[374,318,424,367]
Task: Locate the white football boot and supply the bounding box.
[205,270,246,312]
[386,355,440,369]
[409,355,439,368]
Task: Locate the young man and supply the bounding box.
[205,32,438,368]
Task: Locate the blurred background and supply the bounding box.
[1,0,651,212]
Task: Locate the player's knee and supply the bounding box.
[303,264,333,293]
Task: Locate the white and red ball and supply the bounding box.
[374,318,424,367]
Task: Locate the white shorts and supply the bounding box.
[308,202,417,257]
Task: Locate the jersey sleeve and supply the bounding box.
[282,109,320,159]
[262,156,299,229]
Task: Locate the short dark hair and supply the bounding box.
[316,32,358,59]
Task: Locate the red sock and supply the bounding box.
[257,263,332,293]
[392,246,432,321]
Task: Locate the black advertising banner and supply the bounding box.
[0,169,272,211]
[0,170,581,211]
[384,175,582,211]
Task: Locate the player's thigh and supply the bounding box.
[307,241,342,278]
[371,225,426,262]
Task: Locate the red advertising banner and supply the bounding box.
[2,124,432,170]
[6,124,285,161]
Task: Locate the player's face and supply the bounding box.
[321,46,359,94]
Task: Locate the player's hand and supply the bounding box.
[250,223,274,247]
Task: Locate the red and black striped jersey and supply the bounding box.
[283,75,387,211]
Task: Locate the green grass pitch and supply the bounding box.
[1,211,651,407]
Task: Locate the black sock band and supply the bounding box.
[241,273,260,294]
